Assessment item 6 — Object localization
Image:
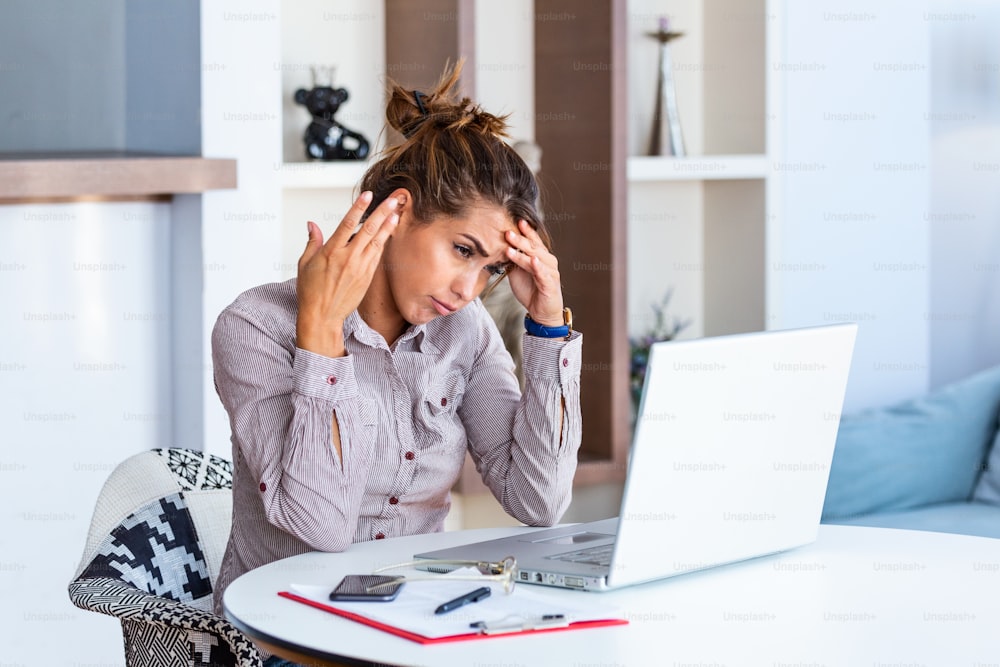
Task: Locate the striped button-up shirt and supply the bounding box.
[211,279,582,614]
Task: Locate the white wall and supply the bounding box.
[199,0,285,460]
[774,1,1000,406]
[0,200,173,664]
[927,0,1000,387]
[772,0,932,411]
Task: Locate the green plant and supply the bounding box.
[629,288,691,412]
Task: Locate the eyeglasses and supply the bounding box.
[368,556,518,594]
[481,267,514,298]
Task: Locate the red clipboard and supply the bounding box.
[278,591,628,644]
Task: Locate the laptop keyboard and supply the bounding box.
[547,543,614,567]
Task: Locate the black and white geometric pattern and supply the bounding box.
[69,577,262,667]
[81,493,211,603]
[70,448,261,667]
[155,448,234,491]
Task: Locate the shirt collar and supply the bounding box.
[345,310,439,355]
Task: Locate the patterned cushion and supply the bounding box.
[81,492,212,603]
[70,448,261,667]
[154,448,234,491]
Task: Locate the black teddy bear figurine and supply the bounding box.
[294,85,370,161]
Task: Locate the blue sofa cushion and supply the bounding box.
[822,364,1000,521]
[972,426,1000,504]
[825,501,1000,539]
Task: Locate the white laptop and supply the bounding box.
[416,324,858,591]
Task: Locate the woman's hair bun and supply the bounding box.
[360,59,548,257]
[386,60,509,140]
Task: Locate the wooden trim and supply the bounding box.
[385,0,475,95]
[0,194,173,205]
[535,0,629,480]
[0,155,237,201]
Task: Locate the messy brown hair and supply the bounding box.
[360,62,549,261]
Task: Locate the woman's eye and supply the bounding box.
[486,264,507,277]
[454,244,473,259]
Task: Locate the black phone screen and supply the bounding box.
[329,575,404,602]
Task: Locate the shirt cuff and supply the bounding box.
[522,331,582,383]
[292,348,359,401]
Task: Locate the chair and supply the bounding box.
[69,448,262,667]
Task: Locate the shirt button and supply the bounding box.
[375,533,385,540]
[440,397,447,407]
[326,375,337,385]
[404,451,415,461]
[562,358,569,368]
[389,496,399,505]
[259,482,266,493]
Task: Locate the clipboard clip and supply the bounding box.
[469,614,569,635]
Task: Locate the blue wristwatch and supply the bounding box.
[524,307,573,339]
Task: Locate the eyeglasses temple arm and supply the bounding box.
[371,558,506,574]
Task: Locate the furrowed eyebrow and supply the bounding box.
[459,233,490,258]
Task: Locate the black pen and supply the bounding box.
[434,586,491,615]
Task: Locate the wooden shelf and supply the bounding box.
[0,153,236,201]
[627,155,768,181]
[279,160,371,190]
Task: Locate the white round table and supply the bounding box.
[224,524,1000,666]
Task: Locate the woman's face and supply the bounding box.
[382,194,515,326]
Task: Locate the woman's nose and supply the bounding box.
[452,269,483,302]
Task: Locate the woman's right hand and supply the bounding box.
[295,191,400,357]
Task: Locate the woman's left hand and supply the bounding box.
[504,219,565,327]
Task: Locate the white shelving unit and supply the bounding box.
[627,0,772,340]
[277,0,387,277]
[627,154,769,181]
[279,160,372,190]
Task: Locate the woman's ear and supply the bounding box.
[387,187,411,214]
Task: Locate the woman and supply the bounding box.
[210,64,582,634]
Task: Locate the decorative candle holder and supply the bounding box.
[647,17,686,157]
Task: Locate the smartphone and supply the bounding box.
[329,575,404,602]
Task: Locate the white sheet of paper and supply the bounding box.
[290,568,624,639]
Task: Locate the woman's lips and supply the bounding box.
[431,297,456,316]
